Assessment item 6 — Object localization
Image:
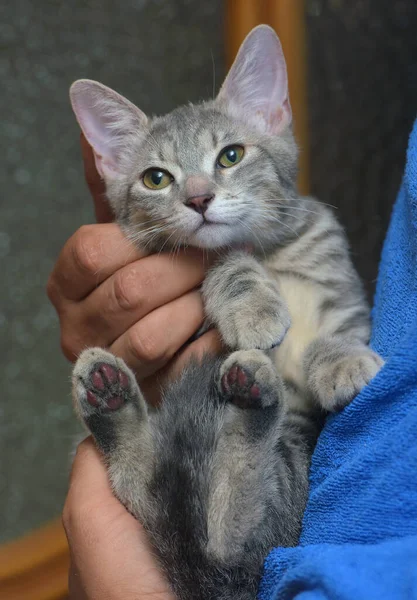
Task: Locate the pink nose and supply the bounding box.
[184,194,214,215]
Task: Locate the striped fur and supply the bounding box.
[70,25,383,599]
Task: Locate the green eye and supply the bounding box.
[143,169,173,190]
[217,145,245,168]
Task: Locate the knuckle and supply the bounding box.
[112,267,143,313]
[61,331,82,362]
[72,225,102,276]
[46,274,58,305]
[128,326,166,365]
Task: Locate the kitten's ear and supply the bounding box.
[217,25,291,134]
[70,79,148,180]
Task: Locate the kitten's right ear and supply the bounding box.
[217,25,291,135]
[70,79,147,180]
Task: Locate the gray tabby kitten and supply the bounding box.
[70,25,382,599]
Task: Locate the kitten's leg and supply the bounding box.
[207,350,285,563]
[304,336,384,411]
[202,251,291,350]
[72,348,153,517]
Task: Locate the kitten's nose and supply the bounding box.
[185,194,214,215]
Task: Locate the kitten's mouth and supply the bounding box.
[196,218,228,231]
[189,217,237,249]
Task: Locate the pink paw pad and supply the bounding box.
[100,363,118,385]
[106,396,124,411]
[87,390,100,407]
[237,367,247,387]
[250,384,260,398]
[91,371,105,390]
[86,362,131,411]
[222,366,248,393]
[117,369,129,390]
[221,363,263,409]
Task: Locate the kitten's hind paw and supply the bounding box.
[72,348,144,421]
[219,350,284,409]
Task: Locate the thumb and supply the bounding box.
[80,133,114,224]
[64,438,174,600]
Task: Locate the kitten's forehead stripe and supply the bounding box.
[145,107,246,178]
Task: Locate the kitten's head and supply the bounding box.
[70,25,298,251]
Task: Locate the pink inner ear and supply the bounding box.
[217,25,292,134]
[70,79,147,180]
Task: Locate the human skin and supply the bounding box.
[63,438,175,600]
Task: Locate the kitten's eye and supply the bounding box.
[143,169,173,190]
[217,145,244,168]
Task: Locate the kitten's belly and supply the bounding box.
[271,274,321,388]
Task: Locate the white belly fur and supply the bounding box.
[272,274,322,388]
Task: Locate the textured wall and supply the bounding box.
[0,0,224,543]
[306,0,417,299]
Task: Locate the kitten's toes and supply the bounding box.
[313,350,384,411]
[72,348,141,419]
[219,350,284,409]
[225,307,290,351]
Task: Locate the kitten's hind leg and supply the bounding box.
[72,348,153,517]
[207,351,285,564]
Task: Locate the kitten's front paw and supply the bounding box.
[219,296,291,351]
[203,252,290,351]
[311,350,384,411]
[219,350,284,409]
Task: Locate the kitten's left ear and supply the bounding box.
[217,25,292,135]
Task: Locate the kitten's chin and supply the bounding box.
[188,223,237,249]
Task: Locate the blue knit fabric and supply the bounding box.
[259,119,417,600]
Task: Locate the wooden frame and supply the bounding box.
[226,0,310,194]
[0,3,309,598]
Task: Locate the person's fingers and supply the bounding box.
[65,438,125,520]
[47,224,144,305]
[80,133,114,224]
[110,290,205,379]
[64,438,174,600]
[140,328,224,405]
[73,249,212,348]
[172,328,224,372]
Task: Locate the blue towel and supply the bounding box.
[259,119,417,600]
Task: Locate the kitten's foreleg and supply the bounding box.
[72,348,154,518]
[304,336,384,411]
[202,251,291,350]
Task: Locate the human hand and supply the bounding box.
[63,438,175,600]
[47,135,223,404]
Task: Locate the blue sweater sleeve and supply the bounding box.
[259,119,417,600]
[259,537,417,600]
